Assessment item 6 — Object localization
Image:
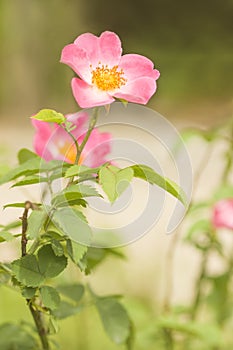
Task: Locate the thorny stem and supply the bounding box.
[20,201,32,256]
[20,201,50,350]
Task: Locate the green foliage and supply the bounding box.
[99,165,134,203]
[12,245,67,287]
[53,207,92,244]
[37,245,67,279]
[131,164,187,206]
[40,286,61,310]
[95,297,132,345]
[26,209,47,239]
[0,323,39,349]
[57,284,84,303]
[12,255,45,287]
[31,109,65,124]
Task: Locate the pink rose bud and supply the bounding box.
[212,199,233,230]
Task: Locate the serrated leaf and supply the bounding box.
[0,157,41,186]
[26,209,47,239]
[52,300,83,319]
[99,166,133,203]
[65,164,99,178]
[40,286,61,310]
[95,297,131,344]
[53,207,92,245]
[12,255,45,287]
[51,192,87,208]
[66,239,88,264]
[12,175,48,187]
[18,148,39,164]
[131,164,187,207]
[51,239,64,256]
[38,245,67,278]
[32,109,65,124]
[57,284,84,303]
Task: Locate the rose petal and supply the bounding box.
[71,77,115,108]
[74,33,100,67]
[119,54,160,81]
[98,31,122,66]
[66,111,89,139]
[60,44,91,83]
[31,120,53,160]
[113,76,157,104]
[79,129,112,167]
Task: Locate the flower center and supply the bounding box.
[91,63,127,91]
[59,142,84,164]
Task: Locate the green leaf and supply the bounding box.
[26,209,47,239]
[99,165,134,203]
[157,317,223,347]
[52,301,83,319]
[79,247,125,274]
[51,192,88,208]
[0,323,39,349]
[131,164,187,207]
[21,286,37,299]
[53,207,92,244]
[0,157,41,186]
[12,175,48,187]
[32,109,65,124]
[95,297,131,344]
[65,164,99,178]
[57,284,84,303]
[3,220,21,231]
[12,255,45,287]
[51,239,64,256]
[18,148,39,164]
[0,231,14,242]
[3,202,30,209]
[40,286,61,310]
[66,239,88,264]
[49,316,59,334]
[38,244,67,278]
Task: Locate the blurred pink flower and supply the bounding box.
[32,111,111,167]
[61,31,160,108]
[212,199,233,230]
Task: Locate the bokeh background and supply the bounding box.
[0,1,233,349]
[0,0,232,124]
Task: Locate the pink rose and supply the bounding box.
[61,31,160,108]
[212,199,233,230]
[32,111,111,167]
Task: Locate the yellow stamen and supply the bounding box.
[59,143,84,164]
[91,63,127,91]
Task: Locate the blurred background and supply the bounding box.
[0,1,233,349]
[0,0,232,124]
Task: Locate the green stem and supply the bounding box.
[191,251,208,320]
[20,203,50,349]
[28,302,49,350]
[76,107,98,164]
[66,107,99,186]
[222,126,233,183]
[163,328,174,350]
